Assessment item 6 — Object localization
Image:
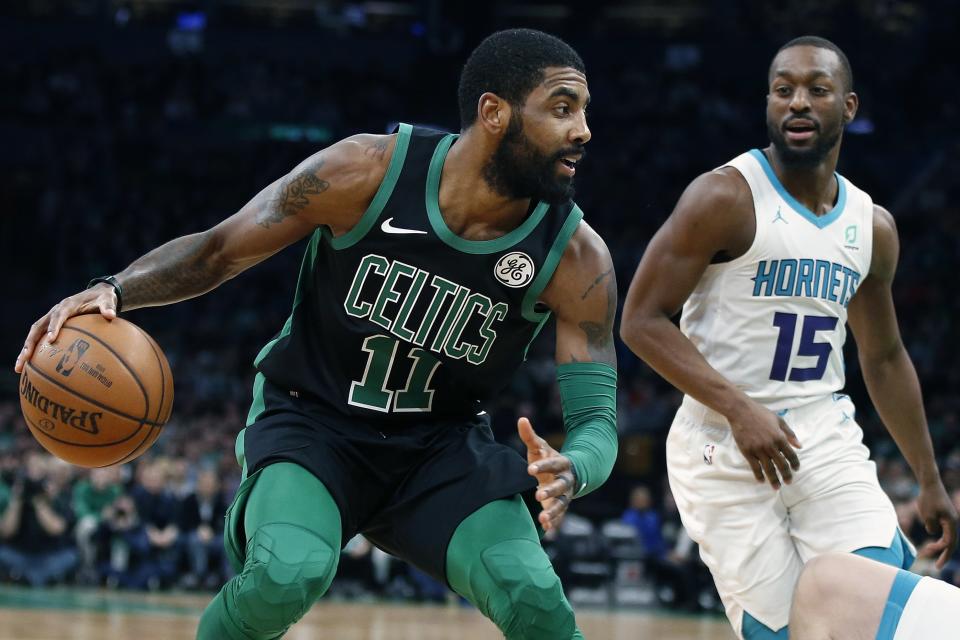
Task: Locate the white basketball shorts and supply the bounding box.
[667,393,912,637]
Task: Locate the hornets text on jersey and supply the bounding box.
[680,149,874,410]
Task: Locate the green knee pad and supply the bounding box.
[233,522,338,634]
[477,539,576,640]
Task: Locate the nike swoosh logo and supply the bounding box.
[381,217,427,235]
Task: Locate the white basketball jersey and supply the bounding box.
[680,149,874,411]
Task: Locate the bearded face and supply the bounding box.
[482,112,584,204]
[767,111,843,168]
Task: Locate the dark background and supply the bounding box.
[0,0,958,599]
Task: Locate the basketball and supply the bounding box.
[18,314,173,467]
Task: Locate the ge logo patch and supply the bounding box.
[494,252,535,288]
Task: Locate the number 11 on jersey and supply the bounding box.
[349,334,442,412]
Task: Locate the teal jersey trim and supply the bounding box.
[749,148,847,229]
[253,228,323,367]
[876,570,922,640]
[521,205,584,322]
[741,613,787,640]
[854,529,916,571]
[426,133,550,254]
[330,123,413,249]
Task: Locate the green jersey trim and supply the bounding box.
[245,373,267,426]
[521,205,584,322]
[330,123,413,250]
[253,228,323,367]
[425,133,550,255]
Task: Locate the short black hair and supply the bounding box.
[772,35,854,92]
[458,28,585,130]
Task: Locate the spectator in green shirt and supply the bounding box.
[72,466,123,584]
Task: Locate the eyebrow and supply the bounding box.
[548,86,591,106]
[773,69,834,83]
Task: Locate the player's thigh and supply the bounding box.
[363,414,534,583]
[787,403,906,563]
[233,462,345,619]
[790,554,893,640]
[667,408,802,634]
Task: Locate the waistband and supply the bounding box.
[678,392,850,427]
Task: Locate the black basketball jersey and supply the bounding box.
[254,124,584,426]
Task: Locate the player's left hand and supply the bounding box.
[518,417,576,532]
[917,480,958,570]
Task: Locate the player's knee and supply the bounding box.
[793,554,843,615]
[233,523,338,633]
[787,555,846,639]
[480,539,576,640]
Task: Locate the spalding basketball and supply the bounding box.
[18,314,173,467]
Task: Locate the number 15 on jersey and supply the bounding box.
[769,312,839,382]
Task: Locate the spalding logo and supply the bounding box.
[494,252,535,288]
[20,371,102,434]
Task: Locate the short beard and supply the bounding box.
[482,114,576,205]
[767,119,842,168]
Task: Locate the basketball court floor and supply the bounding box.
[0,585,735,639]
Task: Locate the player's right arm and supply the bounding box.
[15,133,398,374]
[619,169,801,489]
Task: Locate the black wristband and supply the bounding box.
[87,275,123,313]
[569,463,581,499]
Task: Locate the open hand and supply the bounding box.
[917,480,958,570]
[15,284,117,374]
[518,417,576,531]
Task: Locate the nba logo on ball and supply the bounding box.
[56,338,90,377]
[703,444,716,465]
[495,252,535,288]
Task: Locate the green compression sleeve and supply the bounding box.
[557,362,618,498]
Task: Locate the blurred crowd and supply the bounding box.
[1,0,959,607]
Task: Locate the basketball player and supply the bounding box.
[619,36,957,639]
[15,30,618,640]
[790,553,960,639]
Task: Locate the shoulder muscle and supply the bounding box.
[664,167,754,261]
[870,204,899,283]
[541,221,617,365]
[262,133,398,234]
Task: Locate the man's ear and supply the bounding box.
[843,91,859,124]
[477,92,513,135]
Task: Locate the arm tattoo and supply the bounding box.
[577,270,617,364]
[364,137,389,160]
[257,158,330,229]
[580,267,613,300]
[119,232,226,309]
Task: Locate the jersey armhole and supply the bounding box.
[714,156,764,268]
[862,192,876,278]
[330,123,413,250]
[520,205,585,323]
